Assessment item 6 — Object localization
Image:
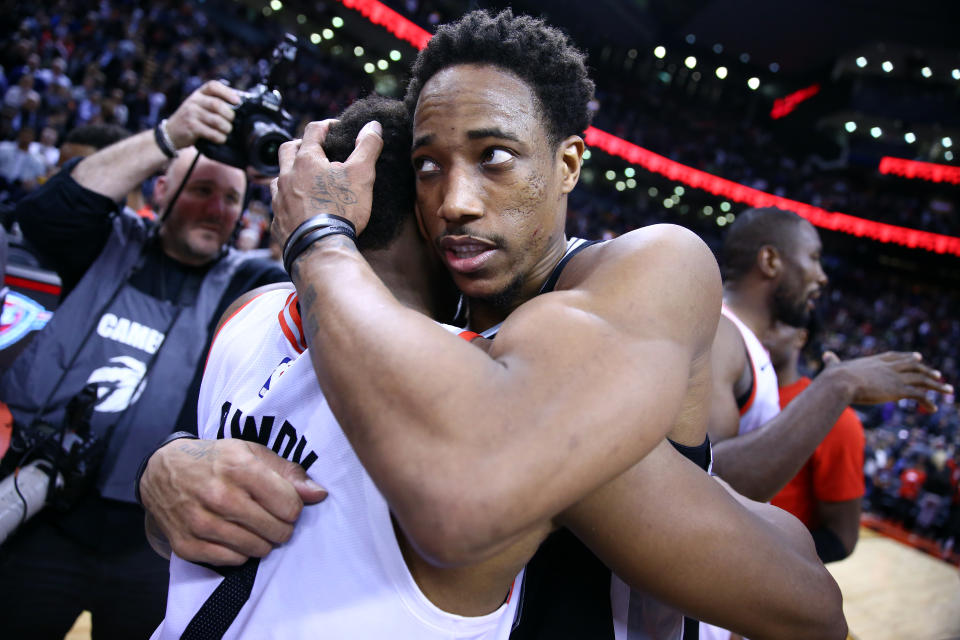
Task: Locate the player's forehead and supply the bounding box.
[412,64,545,147]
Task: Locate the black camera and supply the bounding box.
[0,384,108,543]
[196,34,298,176]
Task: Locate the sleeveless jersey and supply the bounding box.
[153,288,523,640]
[719,305,780,435]
[492,238,706,640]
[700,307,781,640]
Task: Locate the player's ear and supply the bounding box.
[558,135,584,195]
[757,245,781,279]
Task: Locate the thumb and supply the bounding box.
[248,443,328,505]
[821,350,840,368]
[348,120,384,168]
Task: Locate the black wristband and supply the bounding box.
[154,119,178,159]
[283,221,356,274]
[282,213,356,258]
[134,430,198,507]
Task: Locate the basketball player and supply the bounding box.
[700,208,950,640]
[145,92,841,638]
[267,10,850,639]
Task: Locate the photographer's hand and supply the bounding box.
[140,438,327,565]
[165,80,241,149]
[269,118,383,249]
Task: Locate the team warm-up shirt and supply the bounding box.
[152,288,523,640]
[771,377,866,528]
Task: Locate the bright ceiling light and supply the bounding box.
[653,46,666,59]
[715,66,728,79]
[747,77,760,90]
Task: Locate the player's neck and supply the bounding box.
[723,286,774,339]
[365,221,442,319]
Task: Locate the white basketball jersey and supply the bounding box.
[720,305,780,435]
[152,288,523,640]
[701,307,781,640]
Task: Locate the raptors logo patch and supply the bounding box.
[85,356,148,413]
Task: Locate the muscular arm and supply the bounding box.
[559,441,847,640]
[272,124,721,565]
[710,322,949,501]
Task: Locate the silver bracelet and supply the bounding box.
[154,118,178,159]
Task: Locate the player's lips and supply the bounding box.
[438,235,498,273]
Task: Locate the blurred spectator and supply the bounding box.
[0,126,46,197]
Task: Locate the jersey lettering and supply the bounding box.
[217,400,318,471]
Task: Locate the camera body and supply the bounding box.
[195,84,295,176]
[196,34,298,176]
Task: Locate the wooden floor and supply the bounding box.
[62,527,960,640]
[827,528,960,640]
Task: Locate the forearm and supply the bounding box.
[71,130,169,202]
[712,370,856,501]
[560,443,846,640]
[291,240,686,564]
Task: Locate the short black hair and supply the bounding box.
[404,9,595,146]
[63,123,132,150]
[721,207,810,282]
[323,95,414,252]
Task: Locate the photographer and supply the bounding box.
[0,80,288,638]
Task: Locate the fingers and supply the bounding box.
[347,120,384,169]
[278,139,300,175]
[200,79,241,106]
[299,119,337,158]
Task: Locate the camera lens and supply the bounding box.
[247,120,292,176]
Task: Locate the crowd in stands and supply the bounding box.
[1,0,957,559]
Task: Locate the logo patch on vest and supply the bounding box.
[85,355,147,413]
[96,313,166,354]
[259,357,293,398]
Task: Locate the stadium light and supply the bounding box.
[684,56,697,69]
[747,77,760,90]
[845,122,857,132]
[310,33,321,44]
[739,53,750,63]
[663,198,675,208]
[720,201,731,212]
[856,56,868,68]
[354,46,364,56]
[715,66,728,79]
[712,44,723,54]
[648,187,658,197]
[626,178,637,188]
[332,16,344,27]
[363,62,375,73]
[654,46,666,59]
[615,181,626,191]
[270,0,282,10]
[583,149,591,160]
[881,61,894,73]
[953,69,960,80]
[946,151,954,161]
[685,34,696,44]
[870,127,882,138]
[322,28,334,39]
[377,59,388,70]
[943,137,954,148]
[624,167,635,177]
[389,50,401,61]
[921,66,933,78]
[717,217,727,227]
[297,14,306,24]
[769,62,779,73]
[605,170,616,181]
[904,132,916,143]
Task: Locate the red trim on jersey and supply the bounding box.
[506,576,517,604]
[278,292,306,353]
[204,291,274,374]
[457,330,481,342]
[739,351,758,417]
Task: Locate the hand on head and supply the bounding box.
[269,118,383,250]
[165,80,241,150]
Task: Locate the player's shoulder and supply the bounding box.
[215,283,296,337]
